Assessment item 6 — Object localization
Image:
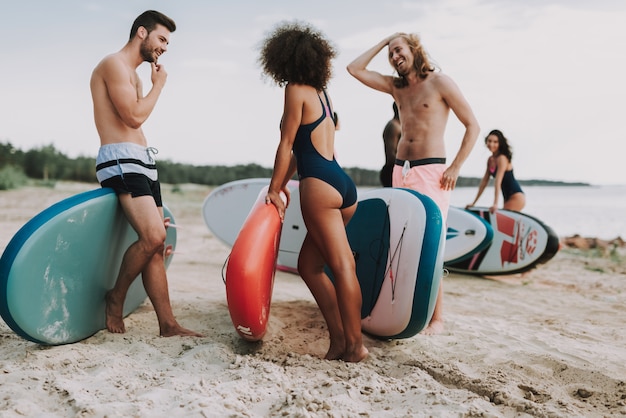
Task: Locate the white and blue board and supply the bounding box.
[445,206,494,264]
[0,188,177,345]
[332,188,445,339]
[444,207,559,275]
[202,179,488,271]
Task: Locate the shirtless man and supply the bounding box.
[380,102,401,187]
[90,10,201,337]
[347,33,479,335]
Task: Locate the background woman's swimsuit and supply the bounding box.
[490,166,524,201]
[293,91,357,209]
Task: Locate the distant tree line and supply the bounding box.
[0,141,389,189]
[0,141,588,190]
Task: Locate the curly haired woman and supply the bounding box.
[259,21,368,362]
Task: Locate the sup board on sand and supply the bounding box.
[445,206,494,264]
[224,187,285,341]
[331,188,445,339]
[444,207,560,275]
[0,188,177,345]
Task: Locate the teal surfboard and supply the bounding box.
[0,188,177,345]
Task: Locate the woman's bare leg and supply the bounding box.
[503,192,526,212]
[299,179,368,362]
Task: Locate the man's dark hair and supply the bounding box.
[129,10,176,41]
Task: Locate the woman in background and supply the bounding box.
[468,129,525,212]
[259,21,368,362]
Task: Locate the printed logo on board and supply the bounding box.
[494,212,538,266]
[236,325,253,335]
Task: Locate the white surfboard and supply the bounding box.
[202,179,490,271]
[445,207,560,275]
[445,206,494,264]
[202,178,304,272]
[0,188,177,345]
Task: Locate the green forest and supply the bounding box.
[0,141,587,191]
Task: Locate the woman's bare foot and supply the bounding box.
[420,318,444,335]
[160,323,204,337]
[325,341,345,360]
[342,345,369,363]
[105,290,126,333]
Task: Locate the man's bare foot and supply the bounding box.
[342,345,369,363]
[420,319,444,335]
[160,323,203,337]
[105,290,126,333]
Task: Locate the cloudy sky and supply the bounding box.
[1,0,624,185]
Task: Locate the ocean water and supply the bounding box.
[450,185,626,240]
[359,185,626,240]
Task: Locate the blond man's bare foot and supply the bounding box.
[160,324,204,337]
[420,319,444,335]
[342,345,369,363]
[105,290,126,333]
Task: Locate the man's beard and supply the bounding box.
[140,39,156,63]
[396,65,410,77]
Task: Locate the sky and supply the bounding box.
[1,0,625,185]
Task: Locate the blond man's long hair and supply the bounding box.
[389,33,436,88]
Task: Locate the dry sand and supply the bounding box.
[1,182,625,417]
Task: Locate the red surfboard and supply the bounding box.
[225,186,285,341]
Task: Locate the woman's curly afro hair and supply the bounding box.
[259,21,336,91]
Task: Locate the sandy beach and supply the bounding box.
[1,182,625,417]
